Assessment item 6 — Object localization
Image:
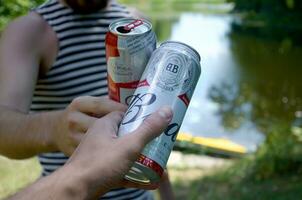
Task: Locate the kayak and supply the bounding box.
[176,132,247,157]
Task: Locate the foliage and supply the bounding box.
[229,0,302,13]
[251,124,302,180]
[228,0,302,33]
[170,155,302,199]
[209,81,302,179]
[119,0,229,14]
[190,168,302,199]
[119,0,226,4]
[0,0,229,30]
[209,23,302,179]
[0,0,45,29]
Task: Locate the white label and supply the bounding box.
[107,32,156,83]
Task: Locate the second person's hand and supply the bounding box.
[65,106,173,198]
[52,96,127,156]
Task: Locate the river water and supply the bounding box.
[149,12,302,152]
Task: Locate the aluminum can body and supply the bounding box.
[105,18,156,104]
[117,41,201,184]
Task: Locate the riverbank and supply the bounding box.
[230,11,302,45]
[0,156,41,199]
[167,152,302,200]
[0,153,231,199]
[1,152,302,199]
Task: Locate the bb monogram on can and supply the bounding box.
[105,18,201,184]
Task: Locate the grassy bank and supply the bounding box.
[0,153,230,200]
[167,152,302,199]
[1,153,302,199]
[0,156,41,199]
[119,0,232,16]
[184,159,302,199]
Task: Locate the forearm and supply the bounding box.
[7,107,173,200]
[0,106,62,159]
[7,163,92,200]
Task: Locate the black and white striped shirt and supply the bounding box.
[31,0,152,199]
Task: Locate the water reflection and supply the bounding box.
[150,13,302,151]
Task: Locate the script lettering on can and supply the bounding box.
[122,93,156,125]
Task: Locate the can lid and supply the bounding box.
[125,162,161,185]
[109,18,152,36]
[160,40,201,62]
[125,167,151,185]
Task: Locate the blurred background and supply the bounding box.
[1,0,302,199]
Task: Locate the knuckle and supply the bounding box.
[69,134,80,147]
[90,98,100,111]
[142,119,154,134]
[66,135,74,144]
[125,140,142,156]
[67,114,78,130]
[66,113,77,123]
[69,97,83,109]
[72,96,83,105]
[111,111,124,118]
[71,96,90,107]
[71,136,80,145]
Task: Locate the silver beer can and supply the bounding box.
[105,18,156,104]
[118,41,201,184]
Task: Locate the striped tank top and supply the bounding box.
[31,0,152,199]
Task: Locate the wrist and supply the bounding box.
[54,162,90,199]
[24,111,59,153]
[46,110,66,151]
[62,159,110,198]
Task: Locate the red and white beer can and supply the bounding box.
[118,41,201,184]
[105,18,156,104]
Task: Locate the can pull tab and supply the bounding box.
[124,19,143,31]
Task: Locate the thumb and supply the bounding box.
[124,106,173,151]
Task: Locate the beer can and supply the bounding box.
[118,41,201,184]
[105,18,156,104]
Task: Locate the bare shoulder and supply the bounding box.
[1,12,49,46]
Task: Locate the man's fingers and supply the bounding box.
[124,106,173,150]
[91,111,124,135]
[68,112,97,132]
[71,96,127,116]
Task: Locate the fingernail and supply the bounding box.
[158,106,173,120]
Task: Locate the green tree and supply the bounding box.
[209,30,302,179]
[0,0,45,30]
[230,0,302,13]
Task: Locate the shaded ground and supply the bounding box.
[1,152,301,200]
[167,152,302,200]
[178,171,302,200]
[196,175,302,200]
[0,156,41,199]
[164,152,232,200]
[0,152,230,200]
